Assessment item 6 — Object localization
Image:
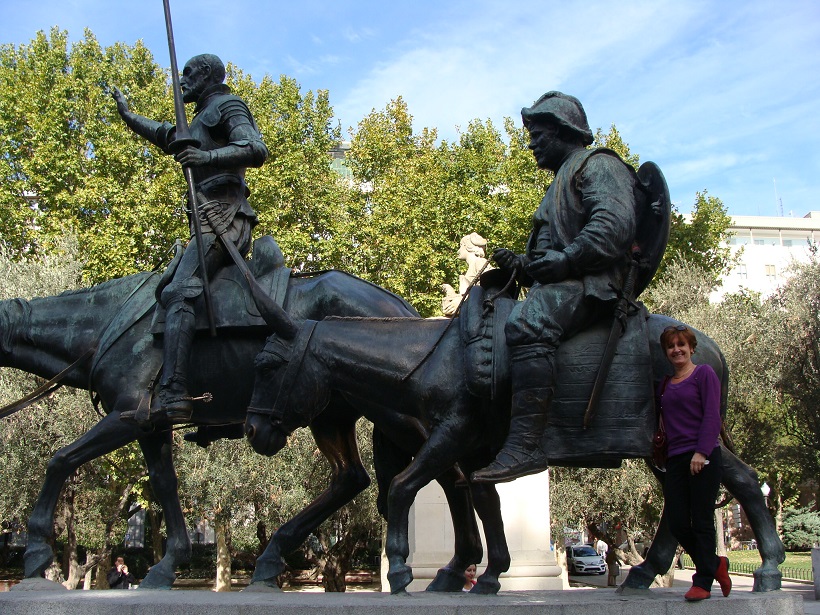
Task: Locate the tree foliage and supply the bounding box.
[781,504,820,550]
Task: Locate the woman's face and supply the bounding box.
[465,564,477,580]
[665,334,693,367]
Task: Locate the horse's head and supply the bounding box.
[245,323,329,456]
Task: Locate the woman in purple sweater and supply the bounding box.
[658,325,731,602]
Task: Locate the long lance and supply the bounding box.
[162,0,216,337]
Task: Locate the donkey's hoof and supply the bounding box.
[138,562,176,589]
[426,567,466,592]
[620,562,655,590]
[23,541,54,578]
[251,558,285,587]
[471,575,501,595]
[388,564,414,594]
[753,565,782,592]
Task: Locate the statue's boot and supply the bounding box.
[154,301,196,423]
[471,387,551,482]
[121,300,197,426]
[472,349,554,483]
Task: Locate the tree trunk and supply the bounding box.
[148,509,164,564]
[256,519,269,558]
[61,479,84,590]
[715,507,727,556]
[321,550,349,592]
[95,553,112,589]
[83,559,93,590]
[214,520,232,592]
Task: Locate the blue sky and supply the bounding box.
[1,0,818,217]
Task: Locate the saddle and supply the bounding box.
[460,270,655,468]
[150,235,291,334]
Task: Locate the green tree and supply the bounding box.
[781,504,820,550]
[0,238,147,588]
[656,191,734,288]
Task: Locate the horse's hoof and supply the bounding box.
[753,565,782,592]
[426,567,466,592]
[23,541,54,578]
[243,581,282,593]
[138,564,176,589]
[471,575,501,595]
[387,564,414,594]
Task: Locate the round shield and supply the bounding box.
[634,161,671,297]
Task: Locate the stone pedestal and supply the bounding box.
[402,471,562,592]
[0,585,803,615]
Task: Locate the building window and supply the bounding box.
[736,264,748,279]
[765,265,777,280]
[782,239,793,247]
[754,239,764,246]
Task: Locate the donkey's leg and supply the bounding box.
[136,428,191,589]
[25,412,141,579]
[468,481,510,594]
[385,418,472,594]
[720,445,785,591]
[620,461,676,591]
[424,467,484,592]
[249,406,370,590]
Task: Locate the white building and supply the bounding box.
[712,211,820,301]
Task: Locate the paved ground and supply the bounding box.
[571,565,818,613]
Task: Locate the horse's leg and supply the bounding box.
[467,481,510,594]
[24,412,141,579]
[136,429,192,589]
[424,468,484,593]
[249,407,370,590]
[620,461,676,591]
[385,419,472,595]
[720,445,785,591]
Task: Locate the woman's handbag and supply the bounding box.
[652,376,670,469]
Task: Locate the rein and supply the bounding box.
[0,271,159,421]
[0,348,95,420]
[401,261,513,383]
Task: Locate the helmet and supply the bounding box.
[521,92,593,145]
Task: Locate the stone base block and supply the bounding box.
[0,586,803,615]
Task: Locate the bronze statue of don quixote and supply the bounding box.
[0,0,785,598]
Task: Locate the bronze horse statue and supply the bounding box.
[245,310,786,595]
[0,245,486,590]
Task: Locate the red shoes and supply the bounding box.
[683,557,730,602]
[684,586,711,601]
[715,556,732,597]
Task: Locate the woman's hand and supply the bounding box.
[690,452,708,475]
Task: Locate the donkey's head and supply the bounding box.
[245,322,330,456]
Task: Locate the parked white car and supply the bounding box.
[566,544,607,575]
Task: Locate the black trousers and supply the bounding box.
[662,446,723,590]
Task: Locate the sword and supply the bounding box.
[162,0,216,337]
[582,245,642,429]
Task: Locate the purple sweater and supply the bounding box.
[658,363,722,457]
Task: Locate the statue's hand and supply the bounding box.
[111,87,130,117]
[525,249,570,284]
[199,197,231,236]
[492,248,526,272]
[174,146,210,167]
